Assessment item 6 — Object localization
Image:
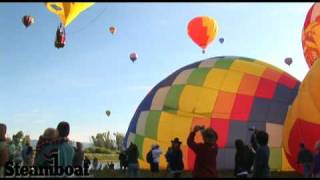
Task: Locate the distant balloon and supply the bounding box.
[285,57,293,66]
[109,26,116,35]
[219,37,224,44]
[106,110,111,117]
[22,16,34,28]
[130,53,138,63]
[187,16,219,53]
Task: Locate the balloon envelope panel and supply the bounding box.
[124,56,300,170]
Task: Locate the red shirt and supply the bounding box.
[187,131,218,178]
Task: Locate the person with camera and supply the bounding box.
[187,125,218,178]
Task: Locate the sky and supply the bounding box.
[0,2,313,142]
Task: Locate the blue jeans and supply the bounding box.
[128,163,139,177]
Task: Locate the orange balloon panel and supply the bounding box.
[187,16,218,50]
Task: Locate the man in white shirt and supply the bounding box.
[151,144,162,173]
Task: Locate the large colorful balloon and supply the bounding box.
[187,16,218,53]
[124,56,300,171]
[45,2,95,27]
[22,16,34,28]
[302,2,320,68]
[130,53,138,63]
[283,59,320,174]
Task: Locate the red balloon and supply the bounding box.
[22,16,34,28]
[130,53,138,63]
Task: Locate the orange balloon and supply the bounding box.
[302,3,320,68]
[187,16,218,53]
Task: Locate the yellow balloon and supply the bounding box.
[45,2,95,27]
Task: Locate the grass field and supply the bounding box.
[91,169,303,178]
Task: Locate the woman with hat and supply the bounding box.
[167,137,184,178]
[187,125,218,178]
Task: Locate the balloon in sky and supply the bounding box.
[283,59,320,174]
[124,56,300,171]
[187,16,218,54]
[109,26,116,35]
[106,110,111,117]
[284,57,293,66]
[219,38,224,44]
[22,16,34,28]
[302,2,320,68]
[45,2,95,27]
[130,53,138,63]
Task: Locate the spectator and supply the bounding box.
[84,156,91,170]
[126,143,139,177]
[312,141,320,178]
[234,139,249,178]
[151,144,162,173]
[33,128,58,167]
[0,124,9,177]
[22,136,33,167]
[187,125,218,178]
[55,121,75,168]
[297,143,313,178]
[252,131,270,178]
[108,161,115,170]
[73,142,84,167]
[168,137,184,178]
[12,135,23,166]
[119,150,128,171]
[165,147,173,173]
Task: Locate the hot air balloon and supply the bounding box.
[283,59,320,174]
[302,2,320,68]
[284,57,293,66]
[219,38,224,44]
[45,2,95,28]
[109,26,116,35]
[124,56,300,171]
[187,16,218,54]
[130,53,138,63]
[106,110,111,117]
[22,16,34,28]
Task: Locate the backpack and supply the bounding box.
[146,150,153,164]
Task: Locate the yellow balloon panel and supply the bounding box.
[45,2,94,27]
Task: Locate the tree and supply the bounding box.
[113,132,124,151]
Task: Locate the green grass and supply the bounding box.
[84,153,119,163]
[91,169,303,178]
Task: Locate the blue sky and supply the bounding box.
[0,3,313,142]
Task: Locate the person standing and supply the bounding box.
[151,144,162,173]
[187,125,218,178]
[126,143,140,178]
[297,143,313,178]
[252,131,270,178]
[234,139,249,178]
[0,124,9,177]
[22,136,33,167]
[73,142,84,168]
[168,138,184,178]
[312,141,320,178]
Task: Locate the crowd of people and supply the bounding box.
[1,122,320,178]
[0,122,86,177]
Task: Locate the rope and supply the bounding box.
[68,5,108,35]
